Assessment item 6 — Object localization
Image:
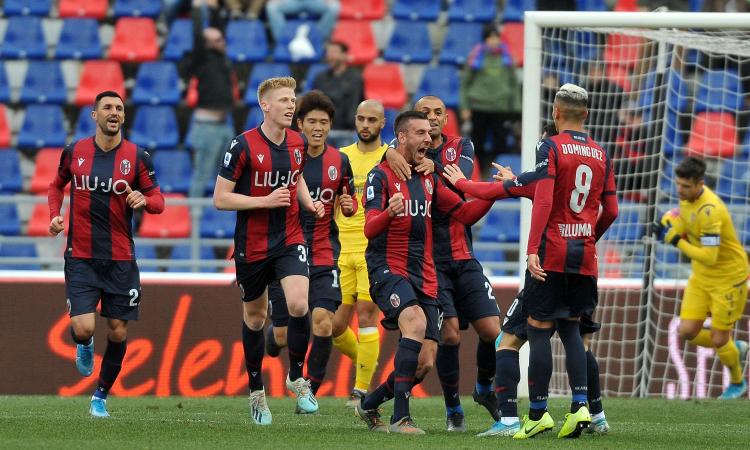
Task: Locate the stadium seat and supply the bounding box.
[716,158,750,204]
[27,201,70,236]
[3,0,50,16]
[0,197,21,236]
[685,112,737,158]
[17,105,67,149]
[152,150,192,194]
[54,18,102,60]
[606,203,643,241]
[72,105,95,142]
[383,21,432,64]
[502,0,536,22]
[381,108,398,144]
[109,18,159,62]
[0,63,9,104]
[113,0,162,18]
[0,105,10,148]
[392,0,441,21]
[614,0,639,11]
[129,106,180,150]
[75,61,126,107]
[244,106,265,131]
[0,243,40,270]
[303,63,328,92]
[339,0,386,19]
[272,20,323,63]
[447,0,497,22]
[163,18,193,61]
[226,19,268,63]
[244,63,292,105]
[363,63,407,109]
[603,33,643,70]
[569,30,599,62]
[200,208,235,238]
[694,69,743,113]
[439,22,483,65]
[30,148,64,194]
[0,149,23,193]
[59,0,108,18]
[330,20,378,66]
[135,244,159,272]
[138,194,191,238]
[478,204,521,242]
[501,22,524,66]
[184,111,234,149]
[414,65,460,109]
[0,16,47,59]
[132,62,181,106]
[19,61,67,105]
[576,0,607,10]
[168,245,217,272]
[606,63,631,92]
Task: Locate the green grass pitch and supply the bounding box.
[1,396,748,449]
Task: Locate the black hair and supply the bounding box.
[481,23,500,41]
[394,110,428,136]
[542,122,558,138]
[327,40,348,54]
[94,91,123,109]
[675,156,706,181]
[297,90,335,122]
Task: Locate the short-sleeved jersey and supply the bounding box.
[219,127,307,263]
[302,144,355,267]
[364,162,465,299]
[679,186,749,285]
[53,137,159,260]
[530,130,615,276]
[336,142,388,254]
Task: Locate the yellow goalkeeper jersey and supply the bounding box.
[678,186,749,286]
[336,141,388,254]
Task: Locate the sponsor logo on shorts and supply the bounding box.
[389,293,400,307]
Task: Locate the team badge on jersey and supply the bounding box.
[328,165,338,181]
[120,159,131,175]
[294,148,302,165]
[390,293,400,307]
[445,147,456,162]
[425,178,433,194]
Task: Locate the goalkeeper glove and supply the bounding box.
[652,208,683,246]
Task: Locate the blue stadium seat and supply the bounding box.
[0,63,9,103]
[73,105,95,142]
[113,0,162,18]
[19,61,67,105]
[200,208,235,238]
[392,0,441,21]
[304,63,328,92]
[502,0,536,22]
[716,159,750,204]
[694,69,743,113]
[134,244,159,272]
[272,21,323,63]
[0,16,47,59]
[0,150,23,193]
[244,106,265,130]
[447,0,497,22]
[478,203,521,242]
[493,154,522,174]
[226,19,268,63]
[3,0,50,16]
[438,22,483,65]
[667,69,690,113]
[473,247,506,263]
[576,0,607,10]
[603,203,643,241]
[414,65,460,109]
[383,21,432,64]
[168,245,217,272]
[163,18,193,61]
[0,243,40,270]
[568,30,599,62]
[382,108,399,145]
[244,63,292,105]
[0,197,21,236]
[132,62,181,106]
[129,106,180,150]
[153,150,192,194]
[17,104,67,149]
[55,18,103,60]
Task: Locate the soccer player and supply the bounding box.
[655,156,749,399]
[354,111,492,434]
[264,90,357,397]
[513,84,618,439]
[213,77,325,425]
[331,99,389,406]
[48,90,165,417]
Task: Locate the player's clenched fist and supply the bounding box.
[265,187,291,208]
[312,200,325,219]
[125,186,147,209]
[387,192,405,217]
[339,185,355,216]
[49,215,65,236]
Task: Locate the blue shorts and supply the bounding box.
[64,257,141,321]
[437,259,500,329]
[235,245,309,302]
[268,265,341,327]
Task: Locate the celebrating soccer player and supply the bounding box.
[654,156,749,399]
[354,111,492,434]
[213,77,325,425]
[48,91,165,418]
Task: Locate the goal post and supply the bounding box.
[519,11,750,398]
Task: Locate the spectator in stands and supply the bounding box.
[312,41,363,146]
[460,23,521,171]
[584,61,625,146]
[266,0,340,44]
[226,0,268,19]
[187,0,237,198]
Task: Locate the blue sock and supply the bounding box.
[475,381,492,396]
[446,404,464,416]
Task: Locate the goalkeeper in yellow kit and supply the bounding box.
[656,156,748,399]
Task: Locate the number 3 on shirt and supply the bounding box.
[569,164,593,214]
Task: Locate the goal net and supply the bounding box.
[521,12,750,398]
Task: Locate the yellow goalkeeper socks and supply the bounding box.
[689,329,713,348]
[354,327,380,392]
[717,339,743,384]
[333,326,359,363]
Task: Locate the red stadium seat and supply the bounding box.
[331,20,378,65]
[603,33,643,69]
[31,148,68,194]
[59,0,108,18]
[363,63,407,109]
[606,63,631,91]
[0,104,10,148]
[28,202,70,236]
[500,22,524,67]
[75,61,126,107]
[614,0,638,11]
[339,0,387,20]
[686,112,737,158]
[138,194,191,238]
[109,18,159,62]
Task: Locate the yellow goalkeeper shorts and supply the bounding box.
[680,276,748,331]
[339,252,372,305]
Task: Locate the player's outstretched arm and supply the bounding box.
[434,176,492,225]
[213,176,290,211]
